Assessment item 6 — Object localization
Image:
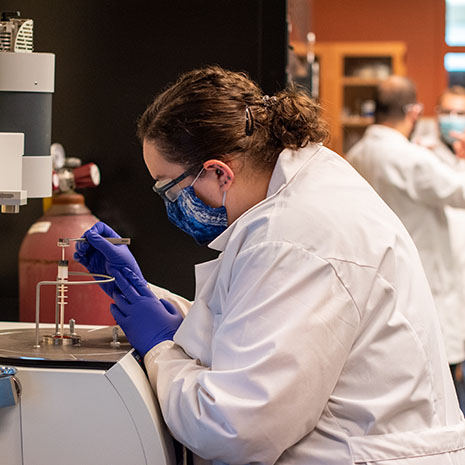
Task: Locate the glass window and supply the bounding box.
[445,53,465,71]
[446,0,465,46]
[445,53,465,86]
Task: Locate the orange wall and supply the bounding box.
[312,0,447,116]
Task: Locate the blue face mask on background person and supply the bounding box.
[164,185,228,245]
[438,114,465,146]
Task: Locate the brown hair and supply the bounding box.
[438,85,465,107]
[137,66,328,171]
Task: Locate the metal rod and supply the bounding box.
[59,237,131,245]
[54,285,60,335]
[34,283,42,348]
[59,281,65,337]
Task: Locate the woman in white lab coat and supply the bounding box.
[75,66,465,465]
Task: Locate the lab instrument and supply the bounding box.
[31,236,115,347]
[0,323,176,465]
[0,237,176,465]
[0,12,54,213]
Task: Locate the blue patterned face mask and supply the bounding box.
[438,115,465,146]
[164,185,228,245]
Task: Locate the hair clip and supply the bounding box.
[245,106,254,136]
[262,95,277,108]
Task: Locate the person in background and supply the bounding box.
[412,85,465,410]
[346,76,465,409]
[412,85,465,165]
[76,67,465,464]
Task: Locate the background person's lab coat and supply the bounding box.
[347,124,465,366]
[412,118,465,411]
[412,118,465,295]
[145,145,465,464]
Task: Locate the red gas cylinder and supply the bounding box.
[18,192,115,325]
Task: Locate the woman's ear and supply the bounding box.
[203,159,235,191]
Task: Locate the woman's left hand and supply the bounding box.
[110,267,183,356]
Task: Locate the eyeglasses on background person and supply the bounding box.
[436,106,465,116]
[403,102,424,116]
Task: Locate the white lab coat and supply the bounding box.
[413,119,465,307]
[347,124,465,365]
[145,144,465,465]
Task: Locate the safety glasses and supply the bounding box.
[152,166,202,202]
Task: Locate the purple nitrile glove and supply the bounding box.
[110,266,183,357]
[73,221,145,297]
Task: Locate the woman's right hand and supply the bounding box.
[73,221,146,297]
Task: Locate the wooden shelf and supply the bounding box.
[342,77,384,86]
[342,116,374,127]
[311,41,406,154]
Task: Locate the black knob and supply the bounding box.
[1,11,21,21]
